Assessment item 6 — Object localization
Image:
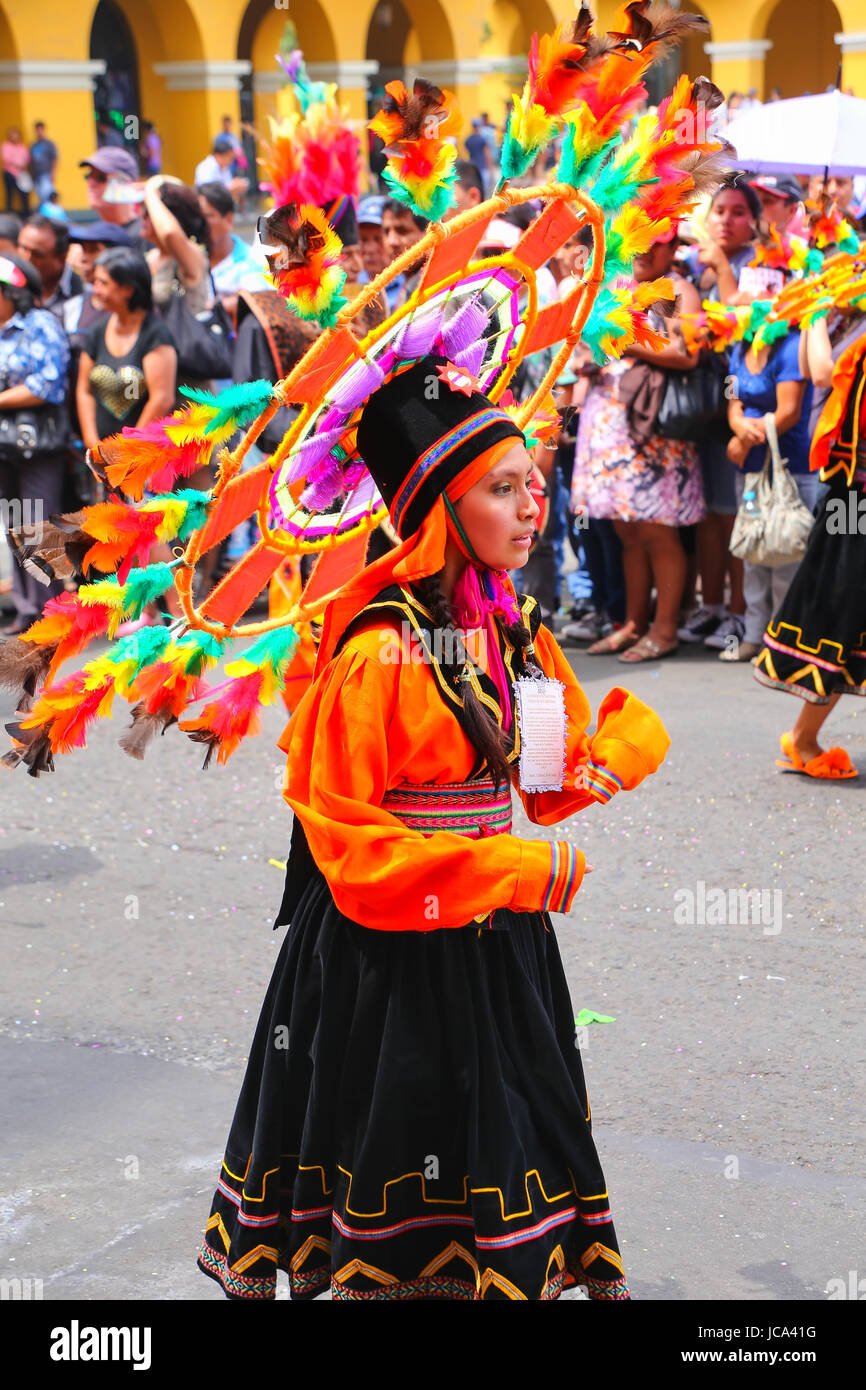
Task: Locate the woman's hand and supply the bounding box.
[733,414,766,447]
[697,241,728,273]
[727,435,748,467]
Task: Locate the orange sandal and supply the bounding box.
[776,732,858,780]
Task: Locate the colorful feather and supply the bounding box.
[259,201,347,327]
[179,627,300,767]
[178,381,278,436]
[96,412,213,502]
[370,79,460,222]
[77,562,175,638]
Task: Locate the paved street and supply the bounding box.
[2,636,865,1301]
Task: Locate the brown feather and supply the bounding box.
[0,636,55,706]
[118,704,175,760]
[7,510,94,584]
[681,146,735,198]
[2,722,55,776]
[611,2,709,58]
[183,726,219,770]
[383,79,448,140]
[693,76,726,113]
[257,203,330,275]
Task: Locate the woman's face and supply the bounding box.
[92,265,132,315]
[632,239,676,284]
[454,443,540,571]
[708,190,756,253]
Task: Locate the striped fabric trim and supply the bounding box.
[583,760,623,804]
[542,843,579,914]
[391,409,505,534]
[382,778,513,838]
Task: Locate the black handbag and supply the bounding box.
[655,353,728,441]
[159,274,233,380]
[0,401,69,463]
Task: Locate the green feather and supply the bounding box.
[240,625,300,677]
[172,489,213,541]
[179,381,276,436]
[762,319,792,345]
[380,166,455,224]
[110,624,173,673]
[581,287,625,363]
[557,129,618,193]
[120,562,176,619]
[172,630,225,676]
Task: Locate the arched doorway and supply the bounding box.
[90,0,140,153]
[366,0,413,113]
[764,0,842,99]
[0,4,23,143]
[478,0,557,129]
[239,0,338,200]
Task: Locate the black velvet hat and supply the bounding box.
[321,195,358,246]
[356,355,525,539]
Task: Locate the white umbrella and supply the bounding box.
[722,90,866,176]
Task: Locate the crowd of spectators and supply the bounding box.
[1,107,864,680]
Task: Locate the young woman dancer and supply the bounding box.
[196,357,671,1301]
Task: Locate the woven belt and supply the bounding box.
[381,777,513,838]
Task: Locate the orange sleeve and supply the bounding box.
[281,639,585,931]
[516,625,671,826]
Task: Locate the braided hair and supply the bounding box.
[412,569,534,789]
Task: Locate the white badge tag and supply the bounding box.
[513,674,567,792]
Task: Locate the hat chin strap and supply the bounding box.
[442,494,480,564]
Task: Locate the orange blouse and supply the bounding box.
[278,589,670,932]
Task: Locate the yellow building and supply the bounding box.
[1,0,864,211]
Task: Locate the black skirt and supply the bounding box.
[754,469,866,703]
[196,866,629,1301]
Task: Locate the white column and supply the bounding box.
[0,60,106,91]
[153,61,252,92]
[703,40,774,63]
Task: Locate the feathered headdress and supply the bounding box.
[257,48,361,214]
[369,78,461,222]
[3,5,728,775]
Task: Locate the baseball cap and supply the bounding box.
[478,218,521,251]
[0,250,42,297]
[748,174,803,203]
[67,220,134,247]
[213,134,235,154]
[358,195,385,227]
[79,147,140,181]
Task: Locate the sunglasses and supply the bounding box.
[84,170,108,185]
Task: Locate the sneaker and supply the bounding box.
[718,640,761,662]
[704,612,745,650]
[561,609,606,642]
[676,605,725,643]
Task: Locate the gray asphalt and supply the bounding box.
[2,635,865,1301]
